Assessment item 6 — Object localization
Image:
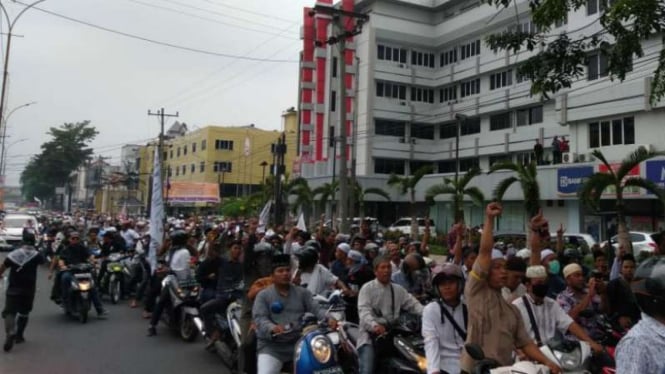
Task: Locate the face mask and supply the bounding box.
[548,260,561,275]
[532,283,549,298]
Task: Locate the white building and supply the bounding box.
[297,0,665,238]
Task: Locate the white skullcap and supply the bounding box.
[526,265,547,279]
[540,249,556,263]
[563,263,583,279]
[492,249,505,260]
[516,248,532,260]
[336,243,351,254]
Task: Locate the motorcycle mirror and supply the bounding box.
[464,343,486,361]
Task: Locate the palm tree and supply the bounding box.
[313,180,339,214]
[425,166,484,223]
[579,148,665,251]
[286,177,314,224]
[352,181,391,219]
[489,160,541,218]
[388,165,433,238]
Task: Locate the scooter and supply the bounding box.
[313,290,359,373]
[375,313,427,373]
[61,263,95,324]
[193,300,243,369]
[159,274,200,342]
[100,252,129,304]
[284,313,344,374]
[465,343,550,374]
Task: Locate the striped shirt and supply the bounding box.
[616,313,665,374]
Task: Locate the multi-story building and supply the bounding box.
[298,0,665,237]
[137,113,298,211]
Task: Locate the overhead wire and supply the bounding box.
[195,0,298,24]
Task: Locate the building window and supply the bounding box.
[175,166,179,176]
[168,166,173,177]
[374,158,405,175]
[516,106,543,126]
[377,44,407,63]
[169,150,173,159]
[460,78,480,98]
[332,56,338,78]
[375,119,406,137]
[439,86,457,103]
[376,81,407,100]
[411,123,435,140]
[587,52,609,80]
[411,87,435,103]
[183,145,188,155]
[190,164,195,173]
[440,48,457,67]
[490,154,513,166]
[490,70,513,90]
[440,123,458,139]
[182,165,186,175]
[516,68,529,83]
[490,112,512,131]
[589,117,635,148]
[410,161,432,174]
[587,0,606,15]
[201,139,207,150]
[331,90,337,112]
[214,161,232,172]
[509,21,538,34]
[215,139,234,150]
[192,142,196,153]
[438,158,479,173]
[411,50,435,68]
[176,147,180,157]
[461,117,481,135]
[200,161,205,172]
[460,39,481,60]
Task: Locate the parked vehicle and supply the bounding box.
[551,233,597,252]
[606,231,658,257]
[0,213,39,248]
[389,218,433,236]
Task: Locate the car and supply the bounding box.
[0,213,39,248]
[550,233,597,252]
[388,217,433,236]
[0,237,13,252]
[606,231,659,257]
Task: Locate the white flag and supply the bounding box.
[148,146,165,275]
[258,200,272,232]
[296,212,307,231]
[34,197,42,205]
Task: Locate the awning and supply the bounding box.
[165,182,220,204]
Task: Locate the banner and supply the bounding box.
[598,163,641,196]
[646,160,665,193]
[258,200,272,232]
[166,182,220,204]
[148,147,165,274]
[296,212,307,231]
[557,166,594,196]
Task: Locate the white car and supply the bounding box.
[607,231,658,257]
[389,217,433,236]
[0,214,39,248]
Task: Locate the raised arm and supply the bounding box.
[476,202,502,273]
[556,224,565,256]
[452,223,464,266]
[529,210,548,267]
[421,217,431,253]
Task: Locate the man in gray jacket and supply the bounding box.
[252,253,336,374]
[357,255,423,374]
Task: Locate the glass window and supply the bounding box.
[200,161,205,172]
[190,164,195,173]
[461,117,481,135]
[378,45,385,60]
[490,112,511,131]
[201,139,207,150]
[374,158,405,174]
[331,90,336,112]
[411,123,435,139]
[587,0,598,15]
[623,117,635,144]
[612,119,623,145]
[601,121,611,146]
[530,106,543,124]
[375,119,405,137]
[440,123,457,139]
[589,122,600,148]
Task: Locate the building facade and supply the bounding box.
[297,0,665,237]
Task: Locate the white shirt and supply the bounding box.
[502,283,527,303]
[297,264,338,296]
[121,229,140,248]
[422,300,466,374]
[391,260,401,274]
[167,248,192,281]
[512,294,573,344]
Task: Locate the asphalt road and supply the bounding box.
[0,254,231,374]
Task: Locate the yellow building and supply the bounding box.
[137,109,298,210]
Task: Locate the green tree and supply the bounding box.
[425,166,485,223]
[484,0,665,103]
[220,196,261,218]
[352,181,391,219]
[579,148,665,251]
[21,121,98,204]
[388,165,433,238]
[286,177,314,224]
[489,160,541,218]
[313,180,339,213]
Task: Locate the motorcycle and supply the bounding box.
[99,252,129,304]
[374,313,427,373]
[158,274,200,342]
[192,299,243,369]
[61,263,95,324]
[464,343,550,374]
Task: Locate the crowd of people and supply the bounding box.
[1,206,665,374]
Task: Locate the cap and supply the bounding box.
[271,254,291,271]
[491,249,504,260]
[540,249,555,263]
[515,248,532,260]
[526,265,548,279]
[347,250,366,263]
[563,263,583,279]
[336,243,351,254]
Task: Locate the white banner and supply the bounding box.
[296,212,307,231]
[258,200,272,232]
[148,146,165,274]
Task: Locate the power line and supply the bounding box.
[195,0,297,24]
[156,0,296,27]
[16,2,299,63]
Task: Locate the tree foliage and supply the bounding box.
[388,165,433,238]
[484,0,665,103]
[489,160,541,218]
[20,121,98,202]
[426,167,485,223]
[578,148,665,250]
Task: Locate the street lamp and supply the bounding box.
[0,137,27,179]
[0,101,36,177]
[260,160,268,183]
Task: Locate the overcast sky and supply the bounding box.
[3,0,311,185]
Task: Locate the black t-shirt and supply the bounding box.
[4,248,45,295]
[60,244,90,266]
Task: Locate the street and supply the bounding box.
[0,254,230,374]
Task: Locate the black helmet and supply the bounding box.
[632,256,665,318]
[22,230,36,245]
[296,247,319,269]
[170,230,188,247]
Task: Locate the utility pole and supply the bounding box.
[310,4,369,234]
[148,108,178,218]
[272,133,287,225]
[349,56,360,220]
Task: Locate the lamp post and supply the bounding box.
[2,137,27,175]
[260,161,268,184]
[0,101,36,177]
[0,1,48,153]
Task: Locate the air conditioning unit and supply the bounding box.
[410,138,417,144]
[562,152,577,164]
[399,101,407,106]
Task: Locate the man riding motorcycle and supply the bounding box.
[57,231,107,318]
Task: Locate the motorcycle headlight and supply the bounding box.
[310,335,332,363]
[416,355,427,372]
[395,337,427,373]
[79,281,91,291]
[556,347,581,370]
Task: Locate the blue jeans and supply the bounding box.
[358,344,374,374]
[61,271,104,313]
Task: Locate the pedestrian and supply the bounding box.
[1,231,45,352]
[534,139,544,165]
[551,136,561,164]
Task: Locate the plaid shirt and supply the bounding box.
[556,287,602,340]
[616,314,665,374]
